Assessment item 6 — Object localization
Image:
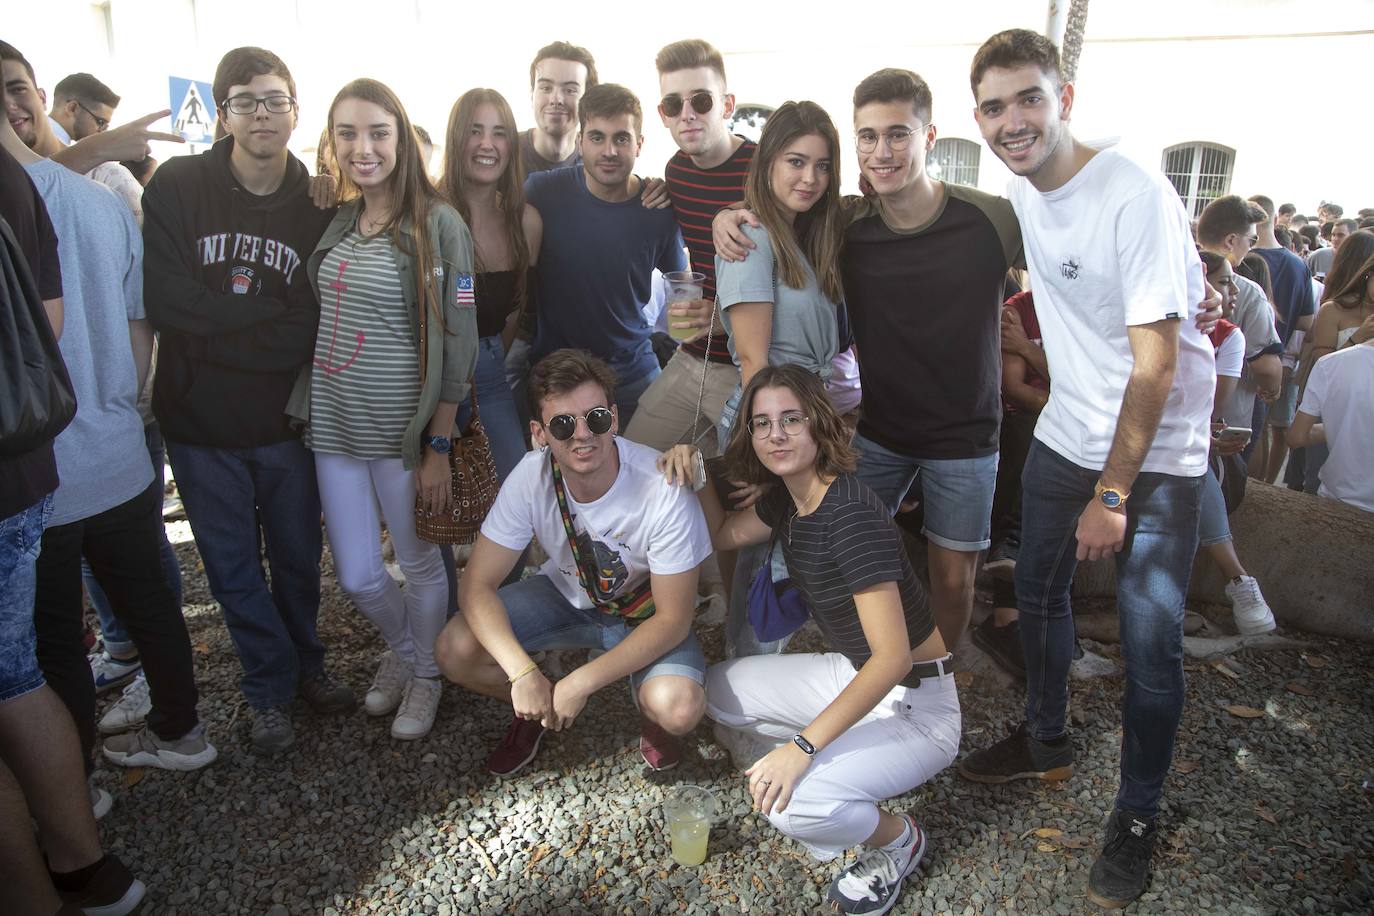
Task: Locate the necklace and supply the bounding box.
[786,477,829,541]
[359,207,389,237]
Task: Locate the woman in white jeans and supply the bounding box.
[661,365,960,916]
[298,78,477,740]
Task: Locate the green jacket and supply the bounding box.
[287,198,478,470]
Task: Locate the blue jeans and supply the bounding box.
[852,432,998,551]
[83,423,182,656]
[1015,440,1202,817]
[457,335,528,484]
[165,438,326,709]
[1197,467,1232,547]
[500,574,705,688]
[0,495,51,703]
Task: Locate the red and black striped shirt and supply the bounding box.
[665,138,756,364]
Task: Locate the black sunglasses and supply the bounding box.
[545,407,614,441]
[659,91,714,118]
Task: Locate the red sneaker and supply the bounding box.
[639,717,682,771]
[487,715,546,777]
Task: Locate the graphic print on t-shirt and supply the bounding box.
[315,257,365,375]
[569,515,636,602]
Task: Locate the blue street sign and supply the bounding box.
[168,76,215,145]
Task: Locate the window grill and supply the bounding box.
[1162,142,1235,218]
[928,138,980,187]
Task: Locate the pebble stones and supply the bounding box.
[87,540,1374,914]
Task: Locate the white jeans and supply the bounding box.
[706,652,962,860]
[315,453,447,678]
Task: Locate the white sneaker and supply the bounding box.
[98,673,151,735]
[1226,575,1276,636]
[391,677,441,740]
[364,651,413,716]
[90,784,113,820]
[90,651,142,695]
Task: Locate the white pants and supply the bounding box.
[315,453,447,678]
[706,652,961,860]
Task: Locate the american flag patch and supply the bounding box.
[455,273,475,308]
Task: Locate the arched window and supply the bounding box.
[1162,142,1235,218]
[928,138,980,187]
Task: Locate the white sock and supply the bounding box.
[881,818,913,851]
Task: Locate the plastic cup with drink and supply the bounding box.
[664,270,707,342]
[663,784,720,866]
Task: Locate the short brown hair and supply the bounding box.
[1247,194,1276,224]
[724,365,857,486]
[213,47,296,110]
[970,29,1063,96]
[578,83,642,135]
[852,68,932,123]
[1197,196,1266,246]
[527,349,618,422]
[53,72,120,108]
[655,39,726,84]
[529,41,598,91]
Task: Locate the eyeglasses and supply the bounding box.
[659,91,714,118]
[855,126,923,154]
[748,413,809,439]
[545,407,614,441]
[74,99,109,132]
[223,94,297,116]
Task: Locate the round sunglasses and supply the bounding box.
[545,407,614,441]
[659,91,714,119]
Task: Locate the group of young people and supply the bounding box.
[4,24,1362,916]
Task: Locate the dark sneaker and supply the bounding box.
[299,670,357,715]
[250,705,295,755]
[983,539,1018,581]
[957,722,1073,784]
[53,854,146,916]
[487,715,546,776]
[971,618,1026,679]
[639,717,682,771]
[103,724,218,771]
[1086,809,1157,909]
[826,814,927,914]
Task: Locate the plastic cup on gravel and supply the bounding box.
[663,784,719,866]
[664,271,707,341]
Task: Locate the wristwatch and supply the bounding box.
[1093,481,1128,510]
[792,734,817,757]
[425,435,452,455]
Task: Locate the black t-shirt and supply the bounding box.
[756,474,933,668]
[0,146,62,518]
[842,185,1022,459]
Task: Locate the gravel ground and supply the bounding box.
[88,522,1374,915]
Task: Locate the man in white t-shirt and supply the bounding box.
[436,349,711,777]
[958,30,1219,910]
[1287,340,1374,513]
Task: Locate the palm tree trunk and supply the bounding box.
[1046,0,1091,82]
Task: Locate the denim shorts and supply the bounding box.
[501,574,705,688]
[853,432,998,551]
[0,495,52,702]
[1268,377,1299,428]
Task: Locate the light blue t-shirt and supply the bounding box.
[715,223,839,378]
[525,167,686,382]
[25,160,152,526]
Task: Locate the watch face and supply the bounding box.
[1100,490,1123,509]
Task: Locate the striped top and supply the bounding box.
[306,230,421,459]
[665,139,756,365]
[756,474,933,668]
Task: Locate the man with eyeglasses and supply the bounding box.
[141,46,354,756]
[436,349,711,777]
[623,39,754,455]
[2,65,145,223]
[717,68,1022,654]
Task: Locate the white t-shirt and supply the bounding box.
[1008,149,1214,477]
[481,437,713,609]
[1214,327,1245,379]
[1296,344,1374,513]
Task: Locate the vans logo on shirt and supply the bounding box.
[1060,257,1082,280]
[197,232,303,284]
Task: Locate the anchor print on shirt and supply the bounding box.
[314,259,365,374]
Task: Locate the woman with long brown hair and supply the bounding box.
[439,88,542,482]
[301,78,477,740]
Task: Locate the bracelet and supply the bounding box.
[507,660,539,685]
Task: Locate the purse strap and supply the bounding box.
[548,453,655,620]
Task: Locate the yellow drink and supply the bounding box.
[664,271,706,341]
[669,814,710,866]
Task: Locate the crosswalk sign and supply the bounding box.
[168,76,215,145]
